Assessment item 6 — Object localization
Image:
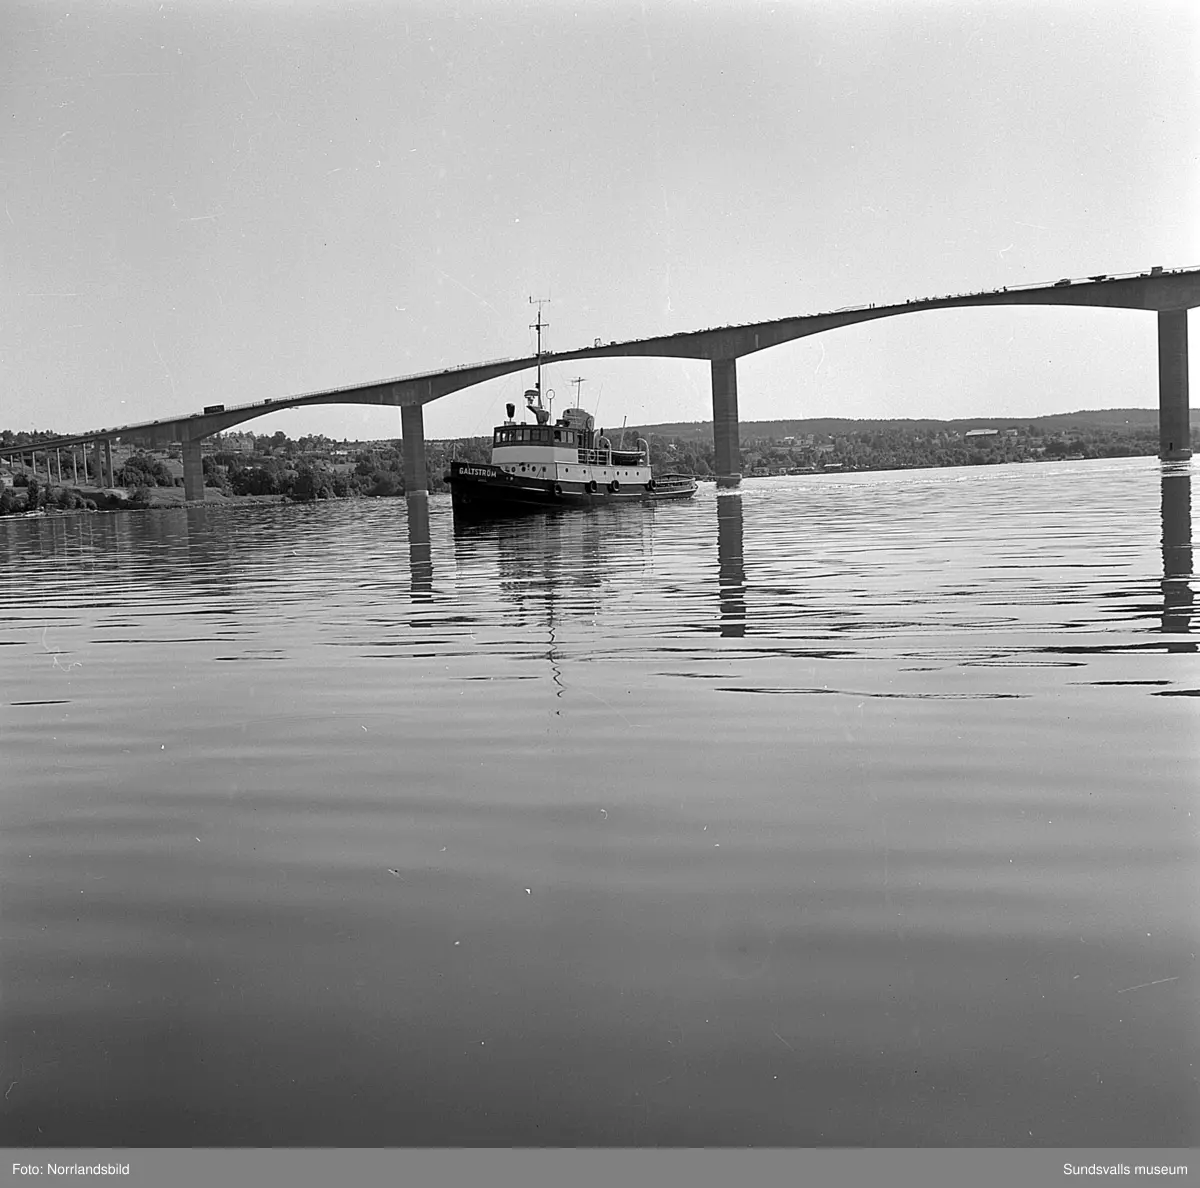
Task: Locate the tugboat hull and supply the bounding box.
[447,463,696,518]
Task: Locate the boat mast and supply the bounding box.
[570,376,585,407]
[529,296,550,399]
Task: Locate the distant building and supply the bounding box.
[964,428,1000,439]
[216,432,255,454]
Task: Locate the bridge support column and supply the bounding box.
[1158,310,1192,461]
[182,438,204,501]
[103,439,115,487]
[711,358,742,487]
[400,404,428,496]
[92,440,104,487]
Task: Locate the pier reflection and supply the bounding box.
[480,509,646,625]
[1160,465,1194,646]
[406,494,433,600]
[717,493,746,637]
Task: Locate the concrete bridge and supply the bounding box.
[5,265,1196,499]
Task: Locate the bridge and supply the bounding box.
[5,265,1196,499]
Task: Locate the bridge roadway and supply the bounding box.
[6,265,1197,499]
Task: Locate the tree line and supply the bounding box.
[1,416,1187,516]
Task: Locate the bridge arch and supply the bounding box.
[9,266,1194,497]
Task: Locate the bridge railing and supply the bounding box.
[210,354,530,418]
[552,266,1197,345]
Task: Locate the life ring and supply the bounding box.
[552,483,563,498]
[586,479,598,494]
[609,479,620,494]
[645,479,656,492]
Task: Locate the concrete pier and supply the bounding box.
[1158,310,1191,461]
[711,358,742,487]
[103,439,115,487]
[182,438,204,501]
[92,440,104,487]
[400,404,428,496]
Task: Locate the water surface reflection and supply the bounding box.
[1161,467,1193,643]
[1,458,1196,1147]
[717,494,746,638]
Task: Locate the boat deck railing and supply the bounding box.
[577,447,648,467]
[577,436,650,467]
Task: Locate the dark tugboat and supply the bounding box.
[445,303,697,517]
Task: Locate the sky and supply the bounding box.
[2,0,1198,443]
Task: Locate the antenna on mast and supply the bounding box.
[529,296,550,396]
[570,377,585,406]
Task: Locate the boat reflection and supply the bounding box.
[476,506,647,624]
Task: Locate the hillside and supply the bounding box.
[628,408,1186,442]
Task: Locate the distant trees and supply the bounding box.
[290,463,336,501]
[1,414,1180,519]
[645,435,714,476]
[230,464,286,497]
[118,452,173,487]
[0,429,58,449]
[0,477,88,514]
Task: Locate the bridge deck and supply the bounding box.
[6,265,1198,452]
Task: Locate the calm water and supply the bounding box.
[1,456,1196,1147]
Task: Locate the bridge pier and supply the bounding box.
[91,440,104,487]
[103,439,115,487]
[1158,311,1192,461]
[711,358,742,487]
[400,404,427,496]
[182,438,204,501]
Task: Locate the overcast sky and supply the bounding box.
[3,0,1198,442]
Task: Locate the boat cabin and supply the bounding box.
[492,402,647,471]
[493,424,587,448]
[494,405,597,451]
